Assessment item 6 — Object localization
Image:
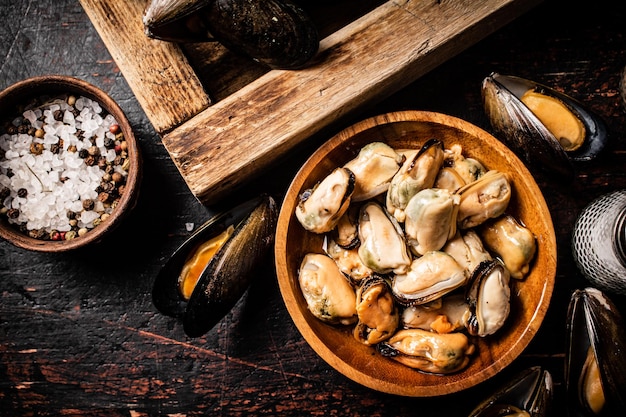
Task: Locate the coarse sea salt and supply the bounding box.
[0,95,128,241]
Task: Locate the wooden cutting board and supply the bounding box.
[79,0,541,205]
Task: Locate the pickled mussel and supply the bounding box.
[482,73,608,179]
[343,142,404,202]
[295,167,355,234]
[143,0,320,69]
[479,214,537,280]
[468,366,553,417]
[298,252,358,325]
[377,328,475,374]
[386,138,445,222]
[565,287,626,416]
[401,294,469,334]
[152,195,278,337]
[465,259,511,337]
[353,275,399,345]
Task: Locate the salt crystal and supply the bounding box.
[63,110,75,125]
[105,149,116,162]
[80,210,99,225]
[23,110,38,125]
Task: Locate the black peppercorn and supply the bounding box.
[103,137,115,148]
[78,148,89,159]
[0,186,10,200]
[17,188,27,198]
[7,208,19,219]
[82,199,95,211]
[84,155,96,166]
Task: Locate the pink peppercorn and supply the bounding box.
[109,124,120,134]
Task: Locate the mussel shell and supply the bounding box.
[144,0,320,69]
[482,73,608,180]
[152,195,278,337]
[468,366,553,417]
[565,287,626,416]
[143,0,214,42]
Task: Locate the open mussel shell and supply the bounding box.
[143,0,320,69]
[152,194,278,337]
[565,287,626,416]
[482,72,608,180]
[468,366,553,417]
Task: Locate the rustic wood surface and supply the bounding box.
[1,0,626,415]
[80,0,541,205]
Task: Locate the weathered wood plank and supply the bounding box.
[78,0,211,134]
[79,0,540,204]
[161,0,541,204]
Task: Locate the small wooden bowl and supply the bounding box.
[0,75,142,252]
[275,111,556,396]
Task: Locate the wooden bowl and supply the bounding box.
[0,75,142,252]
[275,110,556,396]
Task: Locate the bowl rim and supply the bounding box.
[0,75,142,252]
[275,110,557,397]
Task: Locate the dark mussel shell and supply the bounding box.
[565,287,626,416]
[143,0,320,69]
[468,366,553,417]
[482,72,608,180]
[469,366,554,417]
[152,194,278,337]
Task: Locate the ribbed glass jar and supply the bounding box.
[572,190,626,295]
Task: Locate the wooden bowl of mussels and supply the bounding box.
[0,75,142,252]
[275,110,557,396]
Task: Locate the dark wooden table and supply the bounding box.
[1,1,625,415]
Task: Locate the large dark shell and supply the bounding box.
[152,194,278,337]
[565,287,626,416]
[143,0,320,69]
[468,366,553,417]
[482,72,608,180]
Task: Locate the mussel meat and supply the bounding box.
[468,366,553,417]
[295,167,355,234]
[565,287,626,416]
[343,142,404,202]
[442,230,493,279]
[457,170,512,230]
[322,235,373,286]
[403,187,460,256]
[152,195,278,337]
[392,250,467,306]
[479,214,537,280]
[464,259,511,337]
[386,138,445,222]
[353,275,399,345]
[401,293,469,334]
[443,144,487,185]
[377,328,475,374]
[357,201,412,275]
[298,252,358,326]
[143,0,320,69]
[482,72,608,179]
